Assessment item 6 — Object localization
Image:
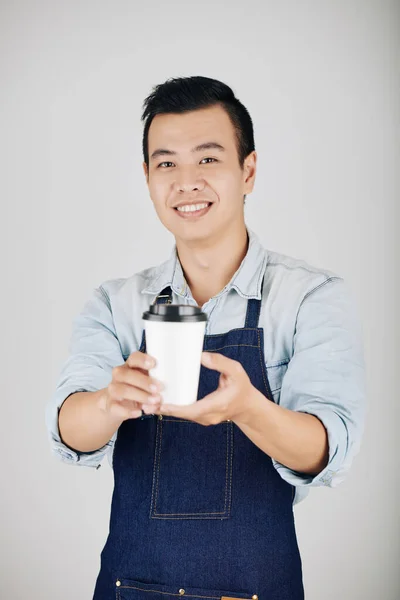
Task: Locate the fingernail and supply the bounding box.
[149,384,158,393]
[144,360,153,369]
[148,395,160,404]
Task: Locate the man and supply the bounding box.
[45,76,366,599]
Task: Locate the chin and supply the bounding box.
[170,223,217,244]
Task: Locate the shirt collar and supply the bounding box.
[141,227,268,301]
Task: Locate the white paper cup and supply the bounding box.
[142,304,207,406]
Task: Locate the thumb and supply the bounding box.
[201,352,242,378]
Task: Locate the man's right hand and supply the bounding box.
[98,352,163,421]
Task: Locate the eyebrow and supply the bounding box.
[150,142,226,161]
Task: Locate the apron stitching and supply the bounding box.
[205,344,259,350]
[154,418,163,513]
[151,419,231,518]
[228,422,234,513]
[153,512,227,516]
[151,420,228,518]
[149,415,162,517]
[152,377,232,517]
[201,327,259,339]
[118,585,220,599]
[223,422,229,512]
[152,515,230,519]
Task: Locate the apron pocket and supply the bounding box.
[115,576,254,600]
[150,416,233,519]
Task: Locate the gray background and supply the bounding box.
[1,1,399,598]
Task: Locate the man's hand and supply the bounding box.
[150,351,260,425]
[98,351,164,421]
[147,350,329,475]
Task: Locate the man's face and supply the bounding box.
[143,104,256,244]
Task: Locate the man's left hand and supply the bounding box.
[150,351,260,425]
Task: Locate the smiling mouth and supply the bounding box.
[173,202,213,219]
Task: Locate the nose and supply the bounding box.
[174,166,206,194]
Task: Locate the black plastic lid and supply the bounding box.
[142,304,207,323]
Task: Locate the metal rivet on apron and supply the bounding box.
[178,589,185,595]
[116,580,121,587]
[159,415,163,420]
[252,595,258,600]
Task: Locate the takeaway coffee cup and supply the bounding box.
[142,304,208,406]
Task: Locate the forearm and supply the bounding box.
[235,390,329,475]
[58,389,123,453]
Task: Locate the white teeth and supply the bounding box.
[176,202,210,213]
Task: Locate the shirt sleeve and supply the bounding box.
[272,276,367,488]
[45,285,124,469]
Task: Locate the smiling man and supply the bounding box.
[46,76,366,600]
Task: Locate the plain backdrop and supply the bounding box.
[1,1,399,599]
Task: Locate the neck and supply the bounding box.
[175,220,249,307]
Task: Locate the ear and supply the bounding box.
[143,161,149,184]
[243,151,257,195]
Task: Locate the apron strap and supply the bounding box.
[153,286,173,305]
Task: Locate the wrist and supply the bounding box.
[95,388,109,413]
[233,386,266,427]
[96,388,124,426]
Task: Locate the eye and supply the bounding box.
[157,157,218,168]
[200,157,217,164]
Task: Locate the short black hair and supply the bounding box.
[141,76,255,169]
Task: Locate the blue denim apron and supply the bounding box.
[93,284,304,599]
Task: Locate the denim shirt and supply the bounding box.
[45,228,366,504]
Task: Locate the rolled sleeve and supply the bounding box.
[273,276,366,489]
[45,285,124,468]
